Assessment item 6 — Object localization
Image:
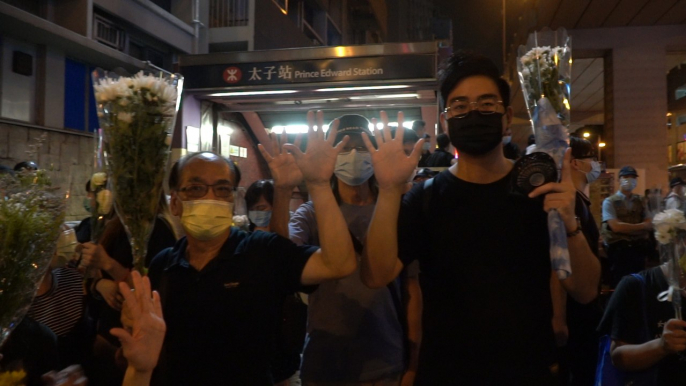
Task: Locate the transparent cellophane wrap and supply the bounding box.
[0,170,66,348]
[516,27,572,279]
[92,69,183,274]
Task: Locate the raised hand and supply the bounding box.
[661,318,686,354]
[111,271,166,374]
[362,111,423,192]
[282,110,348,186]
[257,131,303,189]
[529,148,577,231]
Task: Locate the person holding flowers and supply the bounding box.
[361,52,600,385]
[598,208,686,384]
[146,110,356,386]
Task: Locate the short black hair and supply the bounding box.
[436,133,450,149]
[569,137,596,159]
[439,51,510,110]
[245,179,274,210]
[13,161,38,172]
[390,127,419,144]
[412,120,426,131]
[169,152,241,191]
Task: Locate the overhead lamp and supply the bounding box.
[349,93,419,101]
[583,132,590,138]
[272,124,329,134]
[208,90,298,97]
[315,85,410,92]
[598,142,606,148]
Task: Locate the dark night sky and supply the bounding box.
[435,0,506,73]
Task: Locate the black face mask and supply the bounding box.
[448,111,504,156]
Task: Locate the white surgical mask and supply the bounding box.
[586,161,601,184]
[334,150,374,186]
[248,210,272,228]
[502,135,512,145]
[181,200,234,240]
[422,142,431,151]
[620,177,637,192]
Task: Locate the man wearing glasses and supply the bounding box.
[145,112,356,386]
[360,52,600,385]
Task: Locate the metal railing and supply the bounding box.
[209,0,249,28]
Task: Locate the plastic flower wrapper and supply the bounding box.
[653,209,686,319]
[92,68,183,274]
[517,27,572,280]
[0,169,67,349]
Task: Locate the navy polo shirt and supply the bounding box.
[148,228,317,386]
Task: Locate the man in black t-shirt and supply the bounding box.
[360,53,601,385]
[598,266,686,384]
[146,113,356,386]
[425,133,453,167]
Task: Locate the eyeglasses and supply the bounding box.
[445,96,503,118]
[179,183,235,200]
[340,145,369,154]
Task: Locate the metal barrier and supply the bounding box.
[209,0,249,27]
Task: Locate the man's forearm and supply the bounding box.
[271,185,293,239]
[361,188,404,288]
[561,231,601,304]
[612,339,667,371]
[308,183,356,276]
[609,221,650,235]
[122,367,153,386]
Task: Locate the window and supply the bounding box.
[677,84,686,101]
[63,58,98,132]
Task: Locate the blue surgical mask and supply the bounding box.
[502,135,512,145]
[248,210,272,228]
[334,150,374,186]
[586,161,601,184]
[620,177,637,192]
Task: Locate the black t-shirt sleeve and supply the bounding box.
[598,274,647,344]
[260,232,318,294]
[398,182,428,267]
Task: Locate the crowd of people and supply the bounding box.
[1,51,685,386]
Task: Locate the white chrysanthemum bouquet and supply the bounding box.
[92,69,183,273]
[653,209,686,319]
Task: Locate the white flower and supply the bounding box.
[90,172,107,189]
[96,189,113,214]
[117,112,133,123]
[233,215,249,227]
[656,231,673,245]
[655,223,672,235]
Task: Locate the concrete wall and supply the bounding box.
[253,0,312,50]
[0,121,94,221]
[571,25,686,190]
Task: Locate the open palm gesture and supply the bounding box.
[362,111,424,192]
[283,110,349,186]
[258,131,303,189]
[111,271,166,373]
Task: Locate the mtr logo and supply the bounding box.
[223,67,242,84]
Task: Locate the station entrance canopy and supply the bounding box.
[178,42,449,131]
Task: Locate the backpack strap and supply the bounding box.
[422,177,435,220]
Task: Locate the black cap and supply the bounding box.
[671,177,685,188]
[327,114,374,143]
[619,166,638,178]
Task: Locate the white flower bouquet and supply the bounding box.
[654,209,686,319]
[517,28,573,280]
[0,169,66,347]
[92,69,183,273]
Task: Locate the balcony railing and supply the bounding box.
[209,0,249,28]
